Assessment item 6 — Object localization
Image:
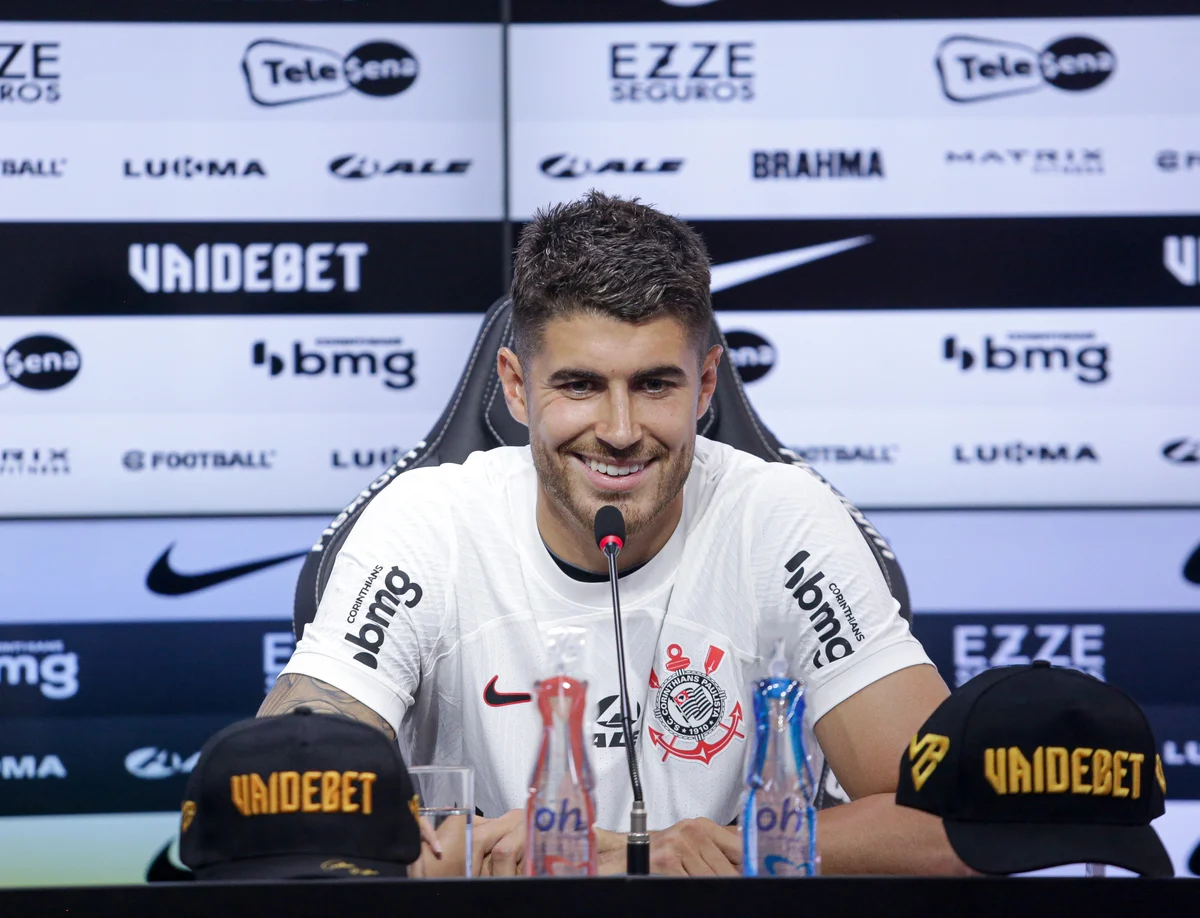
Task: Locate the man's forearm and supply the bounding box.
[258,673,396,742]
[816,793,974,876]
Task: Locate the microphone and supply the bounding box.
[593,505,649,876]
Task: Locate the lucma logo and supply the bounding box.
[1,755,66,779]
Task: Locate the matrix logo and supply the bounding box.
[0,447,68,475]
[945,148,1103,175]
[0,41,60,104]
[942,332,1109,385]
[243,39,417,107]
[1,334,81,392]
[953,623,1104,687]
[936,35,1115,103]
[252,338,415,390]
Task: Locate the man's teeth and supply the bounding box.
[586,458,646,477]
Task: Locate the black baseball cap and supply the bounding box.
[179,709,421,880]
[896,662,1172,877]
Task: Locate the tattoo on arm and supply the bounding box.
[258,673,396,742]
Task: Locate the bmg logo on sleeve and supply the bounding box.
[242,39,418,107]
[936,34,1115,104]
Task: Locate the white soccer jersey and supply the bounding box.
[283,437,931,830]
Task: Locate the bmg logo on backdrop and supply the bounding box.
[252,338,415,390]
[936,34,1115,104]
[942,332,1109,385]
[243,39,417,107]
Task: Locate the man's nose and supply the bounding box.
[595,385,640,451]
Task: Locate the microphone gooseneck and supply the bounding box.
[594,505,649,876]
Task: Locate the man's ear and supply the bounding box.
[496,346,529,426]
[696,344,722,420]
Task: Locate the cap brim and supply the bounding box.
[194,853,408,881]
[944,819,1174,878]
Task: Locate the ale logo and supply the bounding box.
[2,334,81,392]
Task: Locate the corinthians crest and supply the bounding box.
[648,643,744,766]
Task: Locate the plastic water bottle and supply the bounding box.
[742,667,819,876]
[525,673,598,876]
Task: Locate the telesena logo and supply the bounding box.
[0,41,60,104]
[936,35,1115,104]
[723,329,775,383]
[129,242,367,294]
[945,148,1103,175]
[0,640,79,699]
[243,39,417,107]
[609,41,754,103]
[253,338,415,390]
[752,149,884,181]
[953,623,1104,687]
[123,157,266,180]
[942,332,1109,385]
[953,442,1098,464]
[330,155,470,180]
[540,154,683,179]
[2,334,81,393]
[1164,235,1200,286]
[1,158,65,178]
[0,447,69,475]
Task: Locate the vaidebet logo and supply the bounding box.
[243,39,417,107]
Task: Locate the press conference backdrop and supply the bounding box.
[0,0,1198,886]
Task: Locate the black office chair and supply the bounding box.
[294,295,909,637]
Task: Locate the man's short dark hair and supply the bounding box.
[510,191,713,362]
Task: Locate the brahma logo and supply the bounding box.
[936,34,1115,103]
[243,39,418,107]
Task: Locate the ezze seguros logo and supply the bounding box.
[610,41,754,103]
[1,334,80,393]
[936,34,1115,103]
[0,41,59,104]
[243,39,417,107]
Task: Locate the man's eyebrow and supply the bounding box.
[545,365,688,385]
[632,365,688,382]
[546,367,605,385]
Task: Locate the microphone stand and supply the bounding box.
[602,539,650,876]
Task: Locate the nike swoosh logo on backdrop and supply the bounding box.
[147,544,309,596]
[709,235,874,293]
[1185,542,1200,586]
[483,675,532,707]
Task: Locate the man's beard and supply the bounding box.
[531,434,693,539]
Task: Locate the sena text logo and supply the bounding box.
[936,35,1114,103]
[253,338,415,390]
[2,755,66,779]
[243,39,417,107]
[953,442,1098,464]
[610,41,753,103]
[0,447,68,475]
[129,242,367,294]
[123,449,275,472]
[1,157,65,177]
[794,445,897,464]
[0,640,79,699]
[332,447,404,470]
[1163,438,1200,464]
[540,154,683,179]
[1,334,81,393]
[943,332,1109,385]
[752,149,883,181]
[723,329,774,383]
[783,550,866,669]
[953,623,1104,686]
[945,148,1102,175]
[0,41,59,104]
[1164,235,1200,286]
[123,158,266,180]
[343,566,423,669]
[329,155,470,179]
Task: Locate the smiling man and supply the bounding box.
[261,192,965,876]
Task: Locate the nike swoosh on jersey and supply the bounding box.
[483,675,532,707]
[708,235,873,293]
[146,544,309,596]
[1185,541,1200,585]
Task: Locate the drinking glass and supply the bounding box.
[408,765,474,878]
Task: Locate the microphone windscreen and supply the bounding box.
[594,505,626,548]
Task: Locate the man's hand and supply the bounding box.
[473,809,526,877]
[598,819,741,876]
